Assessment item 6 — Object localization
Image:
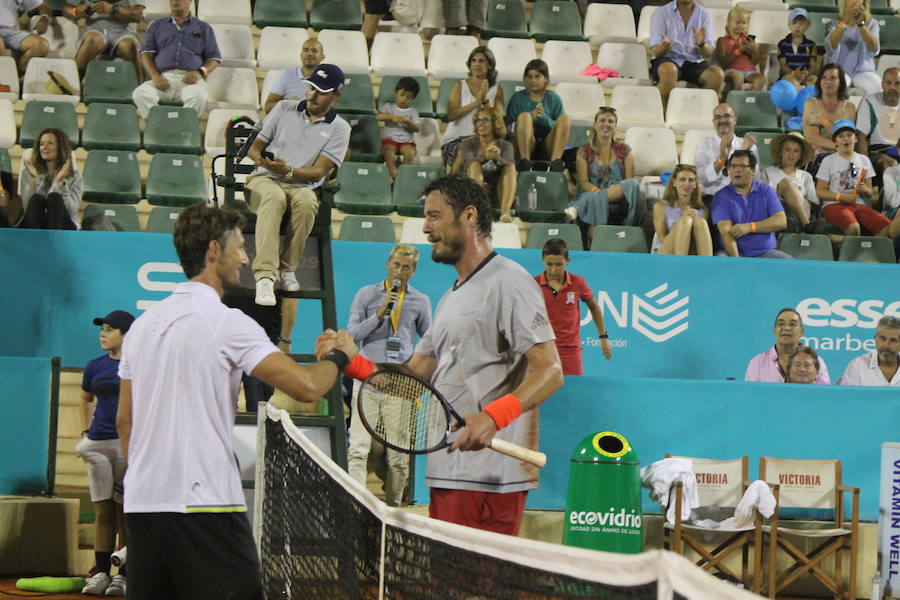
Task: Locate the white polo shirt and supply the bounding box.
[840,350,900,387]
[119,281,279,513]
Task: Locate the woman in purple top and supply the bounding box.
[651,164,712,255]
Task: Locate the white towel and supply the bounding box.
[692,480,777,530]
[640,458,699,524]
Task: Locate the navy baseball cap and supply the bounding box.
[93,310,136,332]
[306,63,345,93]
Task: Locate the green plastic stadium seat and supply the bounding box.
[869,0,895,16]
[483,1,529,39]
[146,206,184,233]
[377,75,434,118]
[515,172,570,222]
[0,147,11,173]
[143,106,202,155]
[590,225,649,253]
[746,131,780,169]
[83,203,141,232]
[778,233,833,260]
[333,162,393,215]
[567,124,591,150]
[310,0,362,30]
[727,92,781,135]
[338,215,396,242]
[498,80,525,111]
[83,150,141,204]
[877,16,900,54]
[335,74,376,115]
[253,0,308,27]
[82,103,140,151]
[525,222,584,251]
[806,12,839,47]
[838,235,896,262]
[19,101,78,148]
[393,164,443,217]
[82,60,138,104]
[346,115,383,163]
[146,153,207,207]
[788,0,836,11]
[434,78,457,121]
[529,1,585,43]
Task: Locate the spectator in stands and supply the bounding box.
[855,67,900,177]
[695,103,758,198]
[535,237,611,376]
[442,0,487,37]
[778,8,819,84]
[441,46,503,169]
[881,156,900,218]
[0,0,49,75]
[712,149,791,258]
[841,315,900,385]
[451,105,515,222]
[786,345,824,384]
[65,0,145,81]
[803,64,857,174]
[715,6,765,95]
[649,0,724,107]
[78,309,134,596]
[18,128,82,230]
[815,119,897,237]
[346,244,432,506]
[263,38,324,114]
[651,164,713,255]
[825,0,881,95]
[745,308,830,383]
[245,64,350,306]
[377,76,421,181]
[0,162,12,227]
[565,107,641,228]
[760,132,817,232]
[131,0,220,119]
[363,0,424,44]
[505,58,570,172]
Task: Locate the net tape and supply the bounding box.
[259,405,762,600]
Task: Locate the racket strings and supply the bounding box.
[361,373,449,453]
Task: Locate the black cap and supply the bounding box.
[93,310,136,333]
[306,63,345,93]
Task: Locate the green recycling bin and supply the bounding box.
[562,431,643,553]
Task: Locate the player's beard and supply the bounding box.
[431,235,464,265]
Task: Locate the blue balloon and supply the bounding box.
[785,116,804,131]
[770,80,798,111]
[660,171,672,186]
[795,85,816,114]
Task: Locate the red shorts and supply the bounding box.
[429,488,528,535]
[381,138,416,151]
[556,345,583,376]
[823,202,891,234]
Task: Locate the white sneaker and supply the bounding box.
[255,278,276,306]
[104,574,126,596]
[82,572,111,595]
[563,206,578,222]
[279,270,300,292]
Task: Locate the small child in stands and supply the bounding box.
[716,6,766,95]
[533,238,612,376]
[778,8,820,85]
[376,77,421,180]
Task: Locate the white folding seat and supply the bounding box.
[540,41,595,84]
[205,67,258,110]
[487,36,537,82]
[197,0,251,24]
[665,88,719,133]
[583,3,637,44]
[637,6,659,45]
[610,85,665,129]
[491,222,522,248]
[553,82,605,126]
[259,69,281,108]
[428,35,479,79]
[204,107,259,156]
[413,118,443,166]
[39,16,79,58]
[595,42,651,87]
[22,57,80,104]
[679,129,716,165]
[317,29,370,76]
[400,218,429,244]
[0,99,15,148]
[210,24,255,68]
[370,32,426,77]
[143,0,171,22]
[624,127,678,176]
[708,8,730,40]
[256,27,309,71]
[0,56,19,102]
[749,9,791,44]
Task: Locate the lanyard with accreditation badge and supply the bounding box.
[384,280,406,362]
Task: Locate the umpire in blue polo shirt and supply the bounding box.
[244,64,351,306]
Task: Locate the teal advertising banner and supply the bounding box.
[0,357,53,495]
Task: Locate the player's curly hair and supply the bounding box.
[423,174,493,239]
[173,204,245,278]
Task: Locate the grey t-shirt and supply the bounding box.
[416,253,556,494]
[379,102,419,144]
[67,0,145,34]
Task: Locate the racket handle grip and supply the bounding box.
[489,438,547,468]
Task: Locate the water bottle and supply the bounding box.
[527,183,538,210]
[871,571,882,600]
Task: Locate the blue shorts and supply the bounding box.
[0,27,33,51]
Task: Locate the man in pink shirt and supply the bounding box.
[745,307,830,384]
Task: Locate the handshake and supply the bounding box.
[314,329,359,369]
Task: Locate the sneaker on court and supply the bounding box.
[82,572,111,595]
[255,278,276,306]
[104,574,126,597]
[279,270,300,292]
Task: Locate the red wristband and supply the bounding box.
[483,393,523,430]
[344,354,375,381]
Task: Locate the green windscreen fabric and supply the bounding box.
[0,357,53,495]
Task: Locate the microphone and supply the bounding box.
[384,278,401,319]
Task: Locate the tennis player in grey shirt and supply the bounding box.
[319,174,563,535]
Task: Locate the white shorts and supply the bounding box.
[75,437,126,503]
[725,68,759,78]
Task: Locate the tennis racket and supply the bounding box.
[357,368,547,468]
